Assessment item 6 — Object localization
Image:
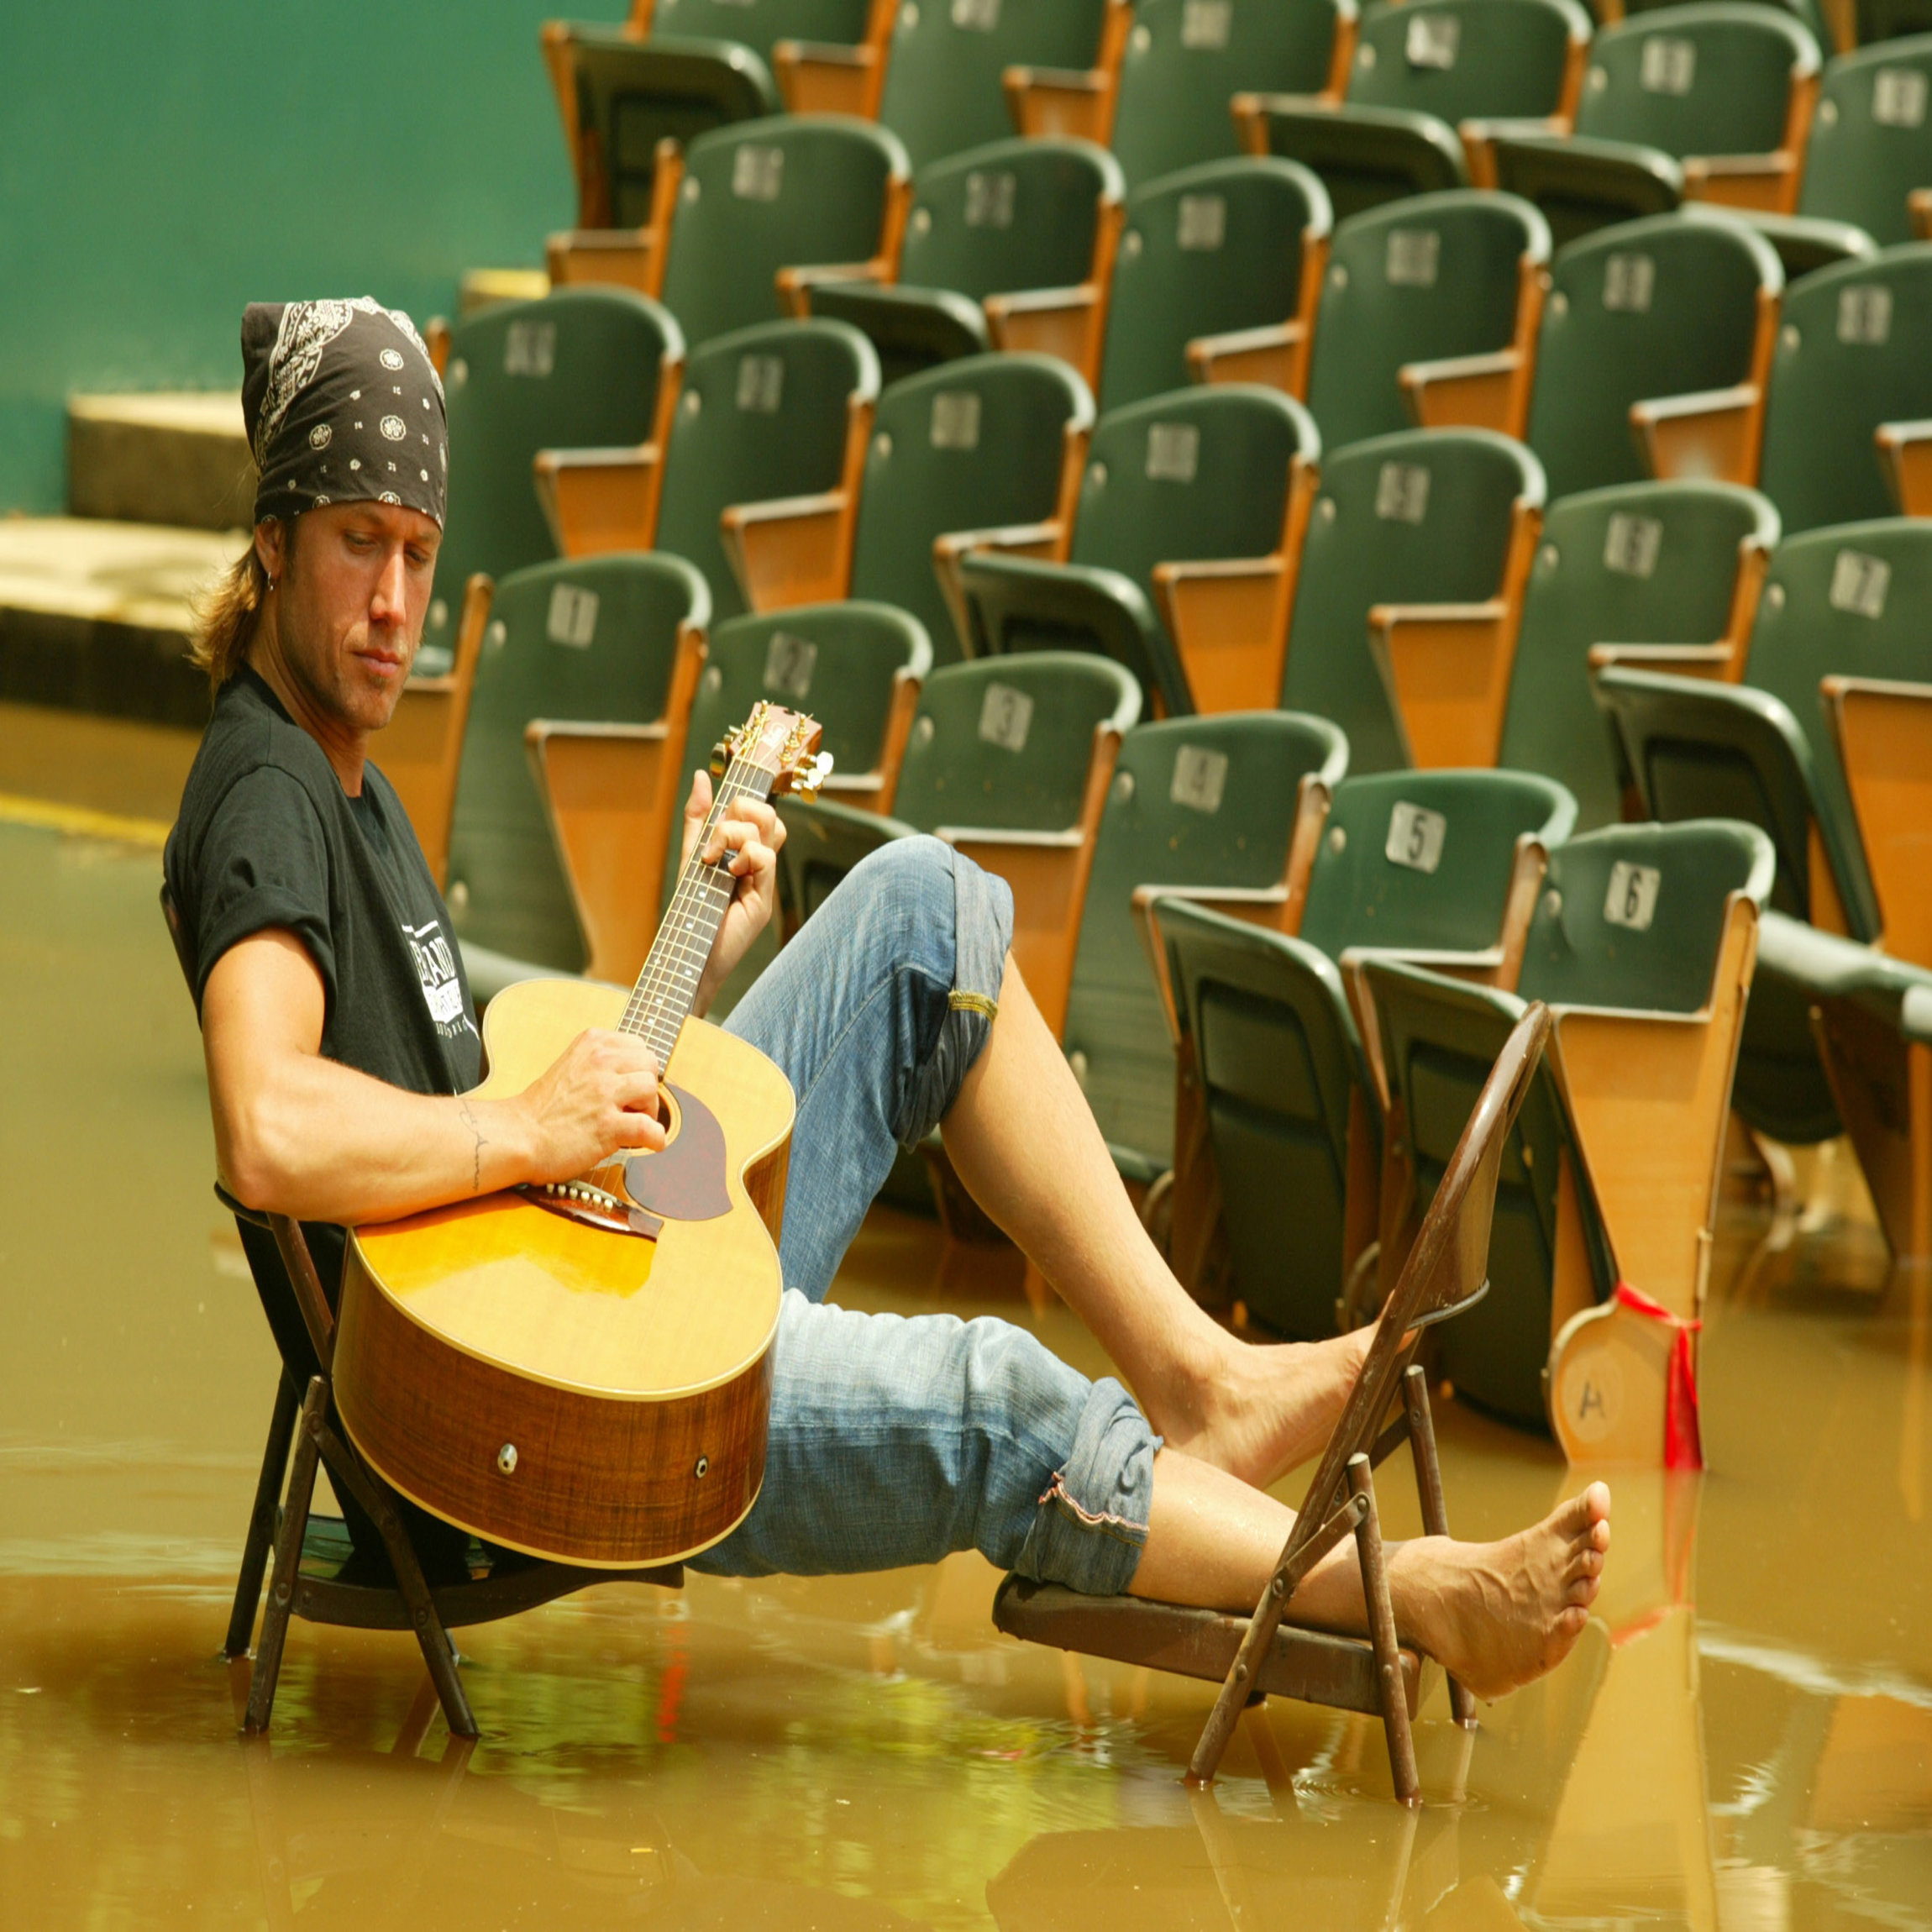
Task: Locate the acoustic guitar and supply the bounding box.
[334,704,829,1567]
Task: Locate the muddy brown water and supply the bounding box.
[2,746,1929,1928]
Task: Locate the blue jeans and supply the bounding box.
[690,837,1155,1593]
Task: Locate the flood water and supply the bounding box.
[2,707,1929,1929]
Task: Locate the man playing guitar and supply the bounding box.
[166,299,1609,1706]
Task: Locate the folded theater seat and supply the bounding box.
[1488,3,1820,245]
[1236,0,1593,223]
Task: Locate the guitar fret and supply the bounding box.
[617,753,778,1059]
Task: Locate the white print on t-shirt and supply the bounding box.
[405,920,475,1037]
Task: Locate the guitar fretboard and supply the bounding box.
[617,753,776,1068]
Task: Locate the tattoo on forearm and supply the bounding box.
[458,1098,488,1194]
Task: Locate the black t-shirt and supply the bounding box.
[165,663,480,1093]
[165,664,483,1326]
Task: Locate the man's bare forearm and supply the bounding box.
[215,1047,537,1226]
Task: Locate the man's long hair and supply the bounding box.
[191,520,286,688]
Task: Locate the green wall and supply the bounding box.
[0,2,604,514]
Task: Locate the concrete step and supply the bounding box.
[67,393,255,531]
[0,517,239,729]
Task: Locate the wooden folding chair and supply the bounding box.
[160,885,680,1737]
[995,999,1553,1803]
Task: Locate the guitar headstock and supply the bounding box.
[712,702,832,798]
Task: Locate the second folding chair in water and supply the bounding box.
[956,385,1320,717]
[1361,819,1773,1455]
[443,554,712,1001]
[1237,0,1593,222]
[1147,768,1577,1339]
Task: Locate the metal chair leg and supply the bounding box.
[245,1378,326,1735]
[312,1415,478,1740]
[225,1373,302,1661]
[1401,1363,1476,1727]
[1349,1452,1420,1806]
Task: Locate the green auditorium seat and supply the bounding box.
[657,115,912,349]
[806,136,1124,391]
[775,654,1142,1038]
[1151,768,1576,1336]
[956,386,1320,717]
[543,22,782,238]
[1491,3,1821,244]
[1791,37,1932,243]
[645,318,879,622]
[1238,0,1593,222]
[647,0,874,68]
[1593,517,1932,1139]
[1620,0,1833,47]
[1281,428,1546,776]
[1308,189,1551,446]
[1522,212,1783,500]
[1754,244,1932,533]
[419,290,685,678]
[1063,711,1349,1181]
[874,0,1113,169]
[1495,480,1779,829]
[1095,157,1333,409]
[726,352,1095,667]
[1108,0,1356,189]
[659,599,932,1012]
[1360,818,1772,1439]
[445,554,712,997]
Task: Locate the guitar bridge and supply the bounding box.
[518,1178,664,1241]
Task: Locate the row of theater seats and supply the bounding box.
[368,3,1932,1444]
[382,539,1798,1449]
[557,0,1932,237]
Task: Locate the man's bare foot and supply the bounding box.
[1148,1324,1377,1490]
[1389,1483,1613,1702]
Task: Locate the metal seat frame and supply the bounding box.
[995,1000,1553,1801]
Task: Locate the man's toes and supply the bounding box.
[1584,1480,1612,1522]
[1556,1604,1588,1639]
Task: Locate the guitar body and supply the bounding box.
[335,976,793,1568]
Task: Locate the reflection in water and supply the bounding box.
[2,814,1931,1926]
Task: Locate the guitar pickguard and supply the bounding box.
[520,1083,734,1240]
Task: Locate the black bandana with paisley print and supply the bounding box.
[240,298,448,528]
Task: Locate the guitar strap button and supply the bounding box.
[496,1443,519,1475]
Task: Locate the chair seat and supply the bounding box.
[992,1574,1425,1719]
[291,1509,679,1634]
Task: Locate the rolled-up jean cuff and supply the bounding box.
[1010,1375,1157,1597]
[893,846,1016,1147]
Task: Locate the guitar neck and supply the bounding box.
[617,751,777,1064]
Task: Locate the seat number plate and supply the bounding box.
[1386,802,1446,873]
[1604,861,1661,931]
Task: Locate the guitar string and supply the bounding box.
[618,764,751,1041]
[621,765,764,1048]
[619,760,777,1059]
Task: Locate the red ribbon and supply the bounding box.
[1614,1282,1704,1470]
